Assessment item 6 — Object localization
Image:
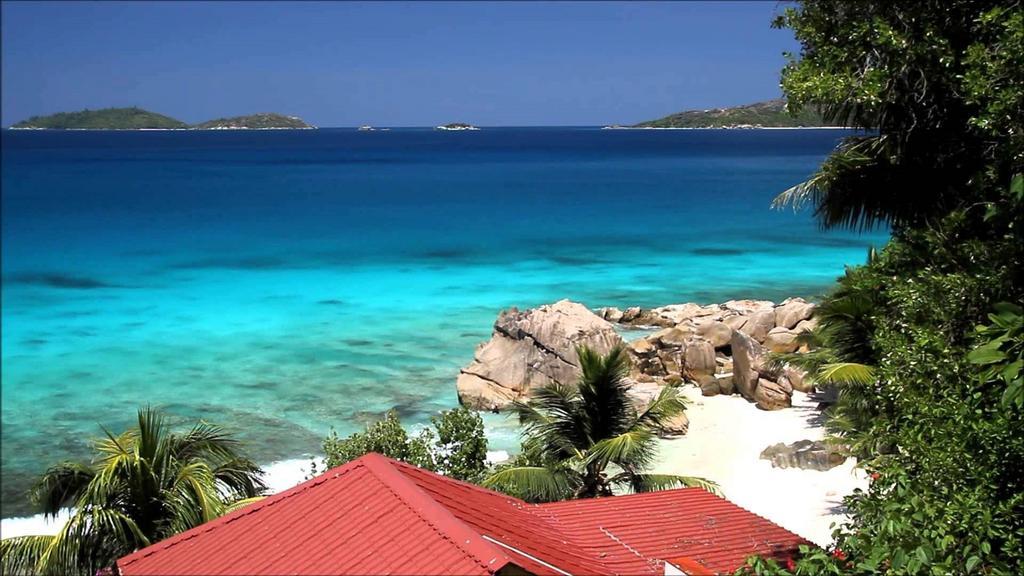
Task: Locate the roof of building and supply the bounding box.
[116,453,809,576]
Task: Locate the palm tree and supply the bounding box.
[771,260,886,459]
[483,345,717,502]
[0,407,266,576]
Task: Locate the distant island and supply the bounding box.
[193,113,314,130]
[10,107,188,130]
[619,99,838,129]
[436,122,480,131]
[9,107,316,130]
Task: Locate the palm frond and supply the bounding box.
[222,496,265,515]
[173,421,243,464]
[615,473,721,496]
[30,462,95,517]
[168,461,222,529]
[482,466,578,503]
[0,535,55,576]
[772,135,911,231]
[818,362,876,386]
[576,345,633,441]
[584,429,657,471]
[633,385,687,432]
[135,406,166,463]
[513,384,588,459]
[211,458,267,499]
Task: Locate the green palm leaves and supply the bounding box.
[1,407,266,576]
[483,345,717,502]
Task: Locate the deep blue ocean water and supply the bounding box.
[0,127,885,516]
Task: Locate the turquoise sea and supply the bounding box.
[0,127,885,516]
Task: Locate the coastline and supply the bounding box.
[652,386,867,547]
[602,125,849,130]
[1,387,865,548]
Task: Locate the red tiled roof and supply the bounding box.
[117,453,809,576]
[538,489,807,575]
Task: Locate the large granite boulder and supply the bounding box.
[730,329,766,400]
[764,327,801,353]
[456,300,623,410]
[659,411,689,437]
[697,321,733,348]
[783,364,813,393]
[775,298,816,330]
[754,378,792,410]
[683,339,717,379]
[760,440,846,471]
[738,309,777,342]
[723,299,775,315]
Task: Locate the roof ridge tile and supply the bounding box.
[359,453,510,574]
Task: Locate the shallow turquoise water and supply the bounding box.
[0,127,885,516]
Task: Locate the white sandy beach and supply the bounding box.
[652,386,867,547]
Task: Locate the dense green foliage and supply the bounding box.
[483,345,717,502]
[321,407,489,483]
[744,1,1024,574]
[10,107,188,130]
[0,408,266,576]
[772,0,1023,231]
[192,113,313,129]
[633,99,832,128]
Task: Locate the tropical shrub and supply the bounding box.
[321,406,489,483]
[483,345,717,502]
[742,0,1024,573]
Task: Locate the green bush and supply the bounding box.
[321,407,489,483]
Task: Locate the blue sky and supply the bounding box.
[1,1,799,126]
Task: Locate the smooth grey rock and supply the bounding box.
[621,306,642,322]
[760,440,846,471]
[775,299,816,330]
[697,321,733,348]
[764,326,801,353]
[599,307,624,323]
[784,365,813,393]
[730,329,766,399]
[683,339,717,379]
[754,378,792,410]
[795,317,819,333]
[457,300,623,410]
[739,309,776,342]
[724,299,776,315]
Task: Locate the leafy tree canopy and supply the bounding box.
[321,407,490,483]
[773,0,1024,231]
[746,1,1024,574]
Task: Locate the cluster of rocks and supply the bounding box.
[760,440,846,471]
[456,298,819,419]
[456,300,623,412]
[601,298,817,410]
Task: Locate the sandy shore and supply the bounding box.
[652,386,867,547]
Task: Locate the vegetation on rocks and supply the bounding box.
[10,107,188,130]
[633,99,833,128]
[192,113,313,130]
[9,108,314,130]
